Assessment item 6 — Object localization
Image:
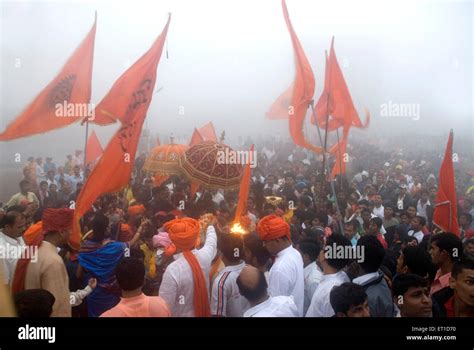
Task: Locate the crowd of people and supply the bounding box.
[1,135,474,317]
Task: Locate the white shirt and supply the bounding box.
[305,271,350,317]
[212,191,225,205]
[303,262,323,314]
[0,231,25,286]
[416,199,431,220]
[159,226,217,317]
[210,261,249,317]
[244,296,299,317]
[268,245,305,316]
[408,230,424,244]
[353,271,379,285]
[372,205,384,220]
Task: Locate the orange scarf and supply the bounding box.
[165,218,210,317]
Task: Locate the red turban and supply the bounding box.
[257,214,291,241]
[164,217,200,251]
[42,208,74,233]
[163,217,210,317]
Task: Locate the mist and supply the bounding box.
[1,0,473,164]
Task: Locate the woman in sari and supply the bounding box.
[77,213,143,317]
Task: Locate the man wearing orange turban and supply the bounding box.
[12,208,74,317]
[159,217,217,317]
[256,214,304,316]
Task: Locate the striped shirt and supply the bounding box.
[210,261,249,317]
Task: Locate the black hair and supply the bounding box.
[357,235,385,273]
[298,238,321,262]
[236,269,267,302]
[243,232,271,267]
[330,282,367,315]
[344,219,359,231]
[451,257,474,279]
[314,212,328,227]
[358,199,370,207]
[392,273,428,298]
[401,246,436,279]
[413,215,426,227]
[325,234,353,270]
[91,213,109,242]
[19,179,30,188]
[369,217,383,230]
[115,258,145,291]
[431,232,463,262]
[0,210,23,228]
[14,289,55,318]
[218,233,244,263]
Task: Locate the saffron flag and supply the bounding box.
[234,144,254,224]
[85,130,103,165]
[433,130,459,236]
[330,129,349,178]
[189,127,204,146]
[198,122,217,142]
[313,38,369,131]
[281,0,321,153]
[89,16,170,126]
[0,16,96,140]
[266,84,293,120]
[72,15,171,241]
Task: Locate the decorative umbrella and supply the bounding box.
[143,140,188,175]
[179,141,243,190]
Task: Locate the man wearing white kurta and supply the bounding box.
[306,234,352,317]
[159,225,217,317]
[257,215,304,316]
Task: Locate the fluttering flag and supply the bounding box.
[198,122,217,142]
[330,129,348,178]
[433,130,459,236]
[72,15,171,241]
[88,16,171,126]
[281,0,322,153]
[189,127,204,146]
[266,84,293,120]
[0,15,96,140]
[313,38,369,131]
[85,130,103,165]
[233,144,254,224]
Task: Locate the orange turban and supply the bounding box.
[257,214,291,241]
[23,221,43,246]
[127,204,145,216]
[163,217,210,317]
[164,218,200,251]
[42,208,74,233]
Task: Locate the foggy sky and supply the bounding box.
[1,0,473,163]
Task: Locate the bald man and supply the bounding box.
[237,265,298,317]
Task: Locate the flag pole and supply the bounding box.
[83,118,89,167]
[336,127,344,188]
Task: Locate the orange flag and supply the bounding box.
[266,84,293,120]
[198,122,217,142]
[189,127,204,146]
[233,145,254,224]
[433,130,459,236]
[313,38,369,131]
[85,130,103,165]
[72,15,171,241]
[89,16,170,126]
[0,16,96,140]
[281,0,321,153]
[330,128,349,178]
